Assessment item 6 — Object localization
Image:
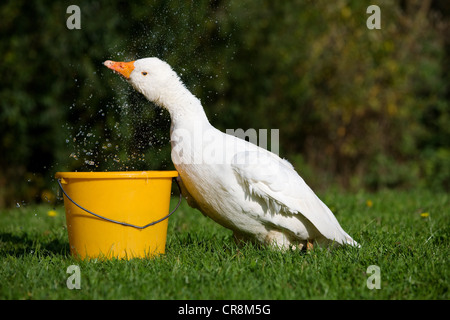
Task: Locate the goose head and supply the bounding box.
[107,57,184,105]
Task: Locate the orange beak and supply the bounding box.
[104,60,135,80]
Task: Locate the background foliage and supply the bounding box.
[0,0,449,207]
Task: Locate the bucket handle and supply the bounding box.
[57,177,182,230]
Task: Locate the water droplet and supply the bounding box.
[69,153,79,160]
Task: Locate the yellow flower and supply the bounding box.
[420,212,429,218]
[47,210,58,217]
[366,200,373,207]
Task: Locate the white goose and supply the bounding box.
[104,57,358,250]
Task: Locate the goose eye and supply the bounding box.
[142,72,148,76]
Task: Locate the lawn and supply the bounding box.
[0,189,448,300]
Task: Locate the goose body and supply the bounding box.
[104,57,358,249]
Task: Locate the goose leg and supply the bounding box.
[306,240,314,251]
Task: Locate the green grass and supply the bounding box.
[0,189,448,299]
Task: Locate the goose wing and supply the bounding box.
[231,150,357,246]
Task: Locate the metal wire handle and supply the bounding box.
[57,177,182,229]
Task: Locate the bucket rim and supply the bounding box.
[55,171,178,179]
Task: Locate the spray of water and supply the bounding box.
[63,2,235,173]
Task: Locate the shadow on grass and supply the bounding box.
[0,231,70,258]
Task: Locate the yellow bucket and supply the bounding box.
[55,171,180,260]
